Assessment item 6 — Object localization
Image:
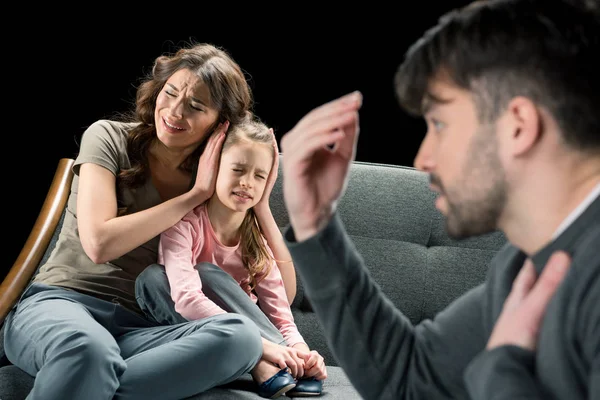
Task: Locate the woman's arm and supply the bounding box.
[77,128,226,264]
[77,163,205,263]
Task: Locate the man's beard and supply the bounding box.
[434,126,508,239]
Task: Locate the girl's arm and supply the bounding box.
[255,206,297,304]
[254,133,297,304]
[159,213,227,320]
[77,128,226,264]
[254,255,304,346]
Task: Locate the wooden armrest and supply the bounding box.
[0,158,74,324]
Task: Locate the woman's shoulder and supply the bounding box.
[79,119,141,154]
[85,119,140,138]
[75,119,142,173]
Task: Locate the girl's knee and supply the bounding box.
[227,314,263,355]
[136,264,168,295]
[196,262,237,288]
[195,262,221,279]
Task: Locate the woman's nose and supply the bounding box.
[169,98,185,119]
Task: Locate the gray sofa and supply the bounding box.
[0,158,507,399]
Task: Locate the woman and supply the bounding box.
[3,42,295,400]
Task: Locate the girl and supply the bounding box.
[136,117,327,398]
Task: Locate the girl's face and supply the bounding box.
[215,139,273,213]
[154,68,220,151]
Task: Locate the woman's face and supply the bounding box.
[154,68,220,151]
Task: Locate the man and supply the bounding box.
[279,0,599,399]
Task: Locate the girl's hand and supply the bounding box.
[254,129,278,216]
[300,350,327,381]
[191,121,229,203]
[263,340,307,378]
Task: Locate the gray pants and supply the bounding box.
[3,281,263,400]
[135,262,286,346]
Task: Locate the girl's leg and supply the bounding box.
[134,263,290,394]
[136,263,284,344]
[115,312,263,399]
[196,262,285,344]
[135,263,187,325]
[3,284,126,400]
[193,263,296,390]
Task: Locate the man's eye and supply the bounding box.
[433,120,445,131]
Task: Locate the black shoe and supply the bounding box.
[286,377,323,397]
[257,368,297,398]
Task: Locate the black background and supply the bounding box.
[5,3,472,279]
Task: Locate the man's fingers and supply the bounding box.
[282,110,358,156]
[308,91,362,125]
[282,128,346,171]
[334,111,360,159]
[505,258,537,309]
[523,251,571,325]
[281,91,361,152]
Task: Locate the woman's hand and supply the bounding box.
[254,128,278,217]
[191,121,229,203]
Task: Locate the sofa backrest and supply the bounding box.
[30,157,507,368]
[269,158,507,365]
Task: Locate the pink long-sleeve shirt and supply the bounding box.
[158,203,305,348]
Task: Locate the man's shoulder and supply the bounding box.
[489,242,523,271]
[572,223,600,268]
[484,242,526,289]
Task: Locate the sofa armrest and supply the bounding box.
[0,158,74,324]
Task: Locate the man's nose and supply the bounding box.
[414,133,435,173]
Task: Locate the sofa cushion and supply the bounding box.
[270,161,507,367]
[0,365,34,400]
[1,158,507,398]
[187,367,360,399]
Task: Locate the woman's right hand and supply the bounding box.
[191,121,229,202]
[262,339,307,378]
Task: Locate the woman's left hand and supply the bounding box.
[254,129,279,216]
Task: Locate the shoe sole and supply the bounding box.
[286,392,322,397]
[270,383,297,398]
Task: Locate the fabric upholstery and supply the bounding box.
[0,159,506,399]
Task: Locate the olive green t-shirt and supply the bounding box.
[33,119,163,315]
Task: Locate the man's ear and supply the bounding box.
[504,96,542,157]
